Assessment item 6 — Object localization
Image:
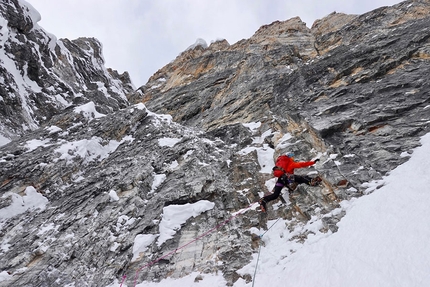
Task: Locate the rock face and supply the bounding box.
[1,0,430,287]
[0,0,134,141]
[132,0,430,187]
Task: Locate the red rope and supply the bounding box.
[119,202,256,287]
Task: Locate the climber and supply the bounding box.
[259,152,321,212]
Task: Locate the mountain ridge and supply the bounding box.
[0,0,134,142]
[1,0,430,286]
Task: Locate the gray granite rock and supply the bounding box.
[1,0,430,286]
[0,0,134,141]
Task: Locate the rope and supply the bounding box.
[252,244,263,287]
[251,217,281,287]
[120,202,257,287]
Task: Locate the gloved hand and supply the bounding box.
[314,159,320,163]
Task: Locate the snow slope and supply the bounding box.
[237,133,430,287]
[109,132,430,287]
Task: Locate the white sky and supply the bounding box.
[27,0,403,87]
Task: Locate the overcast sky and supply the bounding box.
[27,0,403,88]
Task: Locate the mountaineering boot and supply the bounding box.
[259,198,267,213]
[310,176,322,186]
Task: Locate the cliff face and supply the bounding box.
[0,0,134,141]
[131,0,430,187]
[1,0,430,286]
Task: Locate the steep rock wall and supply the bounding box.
[0,1,430,287]
[0,0,134,141]
[131,0,430,191]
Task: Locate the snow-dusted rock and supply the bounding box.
[1,0,430,287]
[0,0,134,142]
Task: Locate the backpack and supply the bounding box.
[272,155,290,177]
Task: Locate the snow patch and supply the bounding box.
[0,134,11,147]
[0,186,49,227]
[108,190,119,202]
[0,271,12,283]
[237,143,274,174]
[186,38,208,51]
[158,137,181,147]
[151,173,166,193]
[19,0,41,25]
[24,138,51,152]
[54,136,127,164]
[73,101,105,121]
[252,129,272,144]
[157,200,215,247]
[45,125,62,134]
[242,121,261,133]
[131,234,158,262]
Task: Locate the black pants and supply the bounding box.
[263,174,311,203]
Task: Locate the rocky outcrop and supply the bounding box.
[0,102,251,286]
[1,0,430,287]
[131,0,430,188]
[0,0,134,141]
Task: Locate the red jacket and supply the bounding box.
[273,155,314,177]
